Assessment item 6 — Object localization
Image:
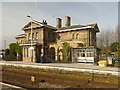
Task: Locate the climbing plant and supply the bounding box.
[62,42,70,63]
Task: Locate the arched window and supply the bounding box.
[72,34,74,39]
[29,33,31,40]
[32,33,34,39]
[48,32,50,39]
[57,36,61,40]
[77,43,84,47]
[76,34,79,39]
[36,32,38,39]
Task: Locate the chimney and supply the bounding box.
[56,18,62,28]
[42,20,47,25]
[65,16,71,27]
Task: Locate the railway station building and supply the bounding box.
[15,16,100,63]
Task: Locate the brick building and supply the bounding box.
[15,16,100,63]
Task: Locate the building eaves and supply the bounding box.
[22,20,57,30]
[56,26,93,33]
[15,34,26,39]
[56,23,99,33]
[59,25,85,30]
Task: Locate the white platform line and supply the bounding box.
[0,82,26,89]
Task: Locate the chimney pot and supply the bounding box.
[42,20,47,25]
[56,18,62,28]
[65,16,71,27]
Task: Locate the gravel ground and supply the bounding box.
[2,65,119,88]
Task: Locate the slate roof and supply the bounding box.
[22,20,99,33]
[56,23,99,33]
[59,24,97,30]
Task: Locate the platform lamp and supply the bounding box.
[27,15,34,62]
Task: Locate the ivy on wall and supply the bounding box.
[62,42,70,63]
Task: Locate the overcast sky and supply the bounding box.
[1,1,118,49]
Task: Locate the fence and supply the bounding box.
[4,55,22,61]
[42,54,72,63]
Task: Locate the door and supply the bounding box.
[36,45,41,63]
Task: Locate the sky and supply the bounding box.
[0,1,118,49]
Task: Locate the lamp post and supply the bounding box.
[27,15,34,62]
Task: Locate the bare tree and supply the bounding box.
[97,27,118,47]
[117,25,120,43]
[97,28,114,57]
[97,31,104,48]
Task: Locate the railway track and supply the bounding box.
[1,65,119,88]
